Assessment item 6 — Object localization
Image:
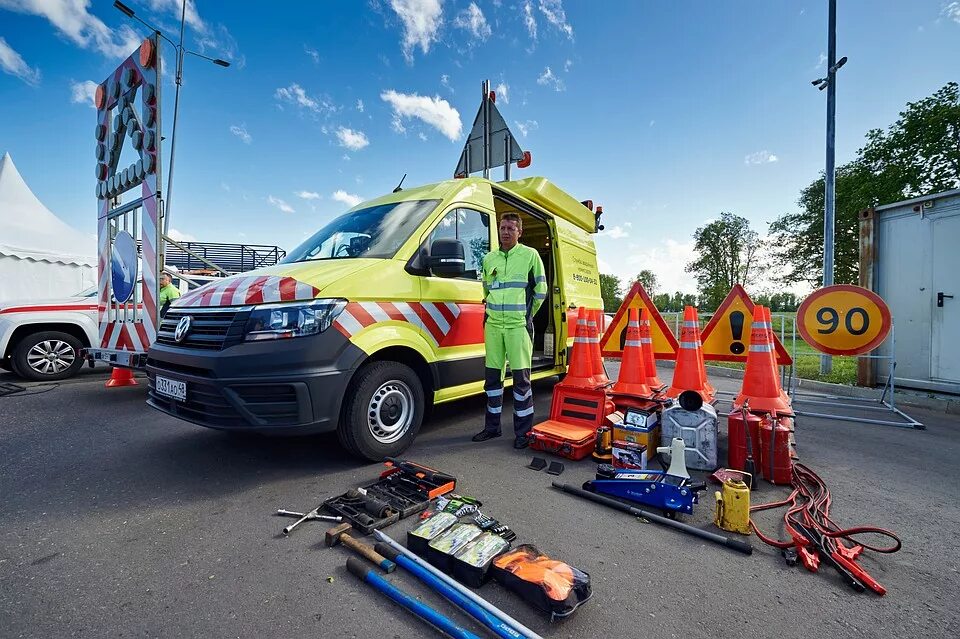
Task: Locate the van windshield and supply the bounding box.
[283,199,441,263]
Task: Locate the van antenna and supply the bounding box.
[393,173,407,193]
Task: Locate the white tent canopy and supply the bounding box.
[0,152,96,303]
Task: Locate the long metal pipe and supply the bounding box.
[373,530,544,639]
[551,482,753,555]
[375,543,527,639]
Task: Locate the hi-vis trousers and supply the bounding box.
[483,324,534,437]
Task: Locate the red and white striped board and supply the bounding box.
[95,36,161,354]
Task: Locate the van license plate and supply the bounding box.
[155,376,186,402]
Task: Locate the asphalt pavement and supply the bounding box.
[0,365,957,638]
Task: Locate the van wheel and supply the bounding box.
[11,331,83,381]
[338,361,425,461]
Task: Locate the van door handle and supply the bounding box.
[938,292,954,307]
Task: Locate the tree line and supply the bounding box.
[600,82,960,313]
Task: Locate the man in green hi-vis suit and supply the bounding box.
[472,213,547,449]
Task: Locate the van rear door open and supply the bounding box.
[552,216,603,354]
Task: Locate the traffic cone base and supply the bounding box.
[105,366,138,388]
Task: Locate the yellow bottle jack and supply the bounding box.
[714,470,752,535]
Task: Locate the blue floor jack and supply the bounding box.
[584,438,706,516]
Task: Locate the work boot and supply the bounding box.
[472,429,501,442]
[513,436,529,450]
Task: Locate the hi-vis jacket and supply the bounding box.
[481,243,548,329]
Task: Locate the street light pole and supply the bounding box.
[821,0,837,375]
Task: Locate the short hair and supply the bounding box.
[159,272,171,281]
[500,213,522,230]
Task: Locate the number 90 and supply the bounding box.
[816,306,869,336]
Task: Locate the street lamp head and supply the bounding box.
[213,59,230,67]
[113,0,135,17]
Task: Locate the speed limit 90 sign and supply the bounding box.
[797,285,892,356]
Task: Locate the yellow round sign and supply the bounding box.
[797,285,892,355]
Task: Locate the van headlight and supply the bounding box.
[243,299,347,341]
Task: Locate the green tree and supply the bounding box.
[652,292,671,312]
[686,213,759,310]
[770,82,960,286]
[599,274,622,312]
[633,269,658,295]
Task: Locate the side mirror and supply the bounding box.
[428,238,466,278]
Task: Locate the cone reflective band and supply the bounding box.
[612,307,653,398]
[560,309,596,388]
[667,306,713,402]
[587,309,609,387]
[733,306,792,413]
[638,309,665,390]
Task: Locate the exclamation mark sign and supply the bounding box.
[729,311,745,354]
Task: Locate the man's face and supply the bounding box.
[159,275,170,287]
[499,218,521,249]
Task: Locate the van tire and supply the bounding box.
[11,331,84,381]
[338,360,425,461]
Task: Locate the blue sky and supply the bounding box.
[1,0,959,294]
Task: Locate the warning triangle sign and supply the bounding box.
[454,92,525,178]
[699,284,793,364]
[600,282,679,359]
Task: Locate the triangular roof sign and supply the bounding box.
[699,284,793,364]
[454,93,524,178]
[600,281,679,359]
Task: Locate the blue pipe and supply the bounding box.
[346,557,482,639]
[375,543,526,639]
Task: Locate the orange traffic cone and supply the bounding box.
[105,366,138,388]
[638,308,666,391]
[560,308,595,388]
[762,306,791,406]
[612,307,653,398]
[733,306,792,413]
[587,309,610,387]
[666,306,714,402]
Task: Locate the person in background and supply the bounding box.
[472,213,547,449]
[158,272,180,317]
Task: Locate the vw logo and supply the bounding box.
[174,315,193,343]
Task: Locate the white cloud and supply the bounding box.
[295,190,321,200]
[145,0,205,32]
[304,45,320,64]
[649,120,655,127]
[563,59,572,72]
[168,227,197,242]
[943,2,960,24]
[538,0,573,39]
[495,81,509,103]
[604,225,629,240]
[522,0,537,40]
[817,51,827,67]
[356,98,364,112]
[418,131,428,141]
[220,182,231,191]
[274,83,335,115]
[390,0,444,62]
[69,79,98,106]
[332,190,363,208]
[336,127,370,151]
[454,3,491,40]
[0,37,41,86]
[381,89,462,141]
[514,119,538,137]
[229,124,252,144]
[268,195,295,213]
[536,66,565,91]
[440,74,453,92]
[744,150,779,165]
[0,0,142,59]
[621,238,699,294]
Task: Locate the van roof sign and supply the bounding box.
[455,80,526,180]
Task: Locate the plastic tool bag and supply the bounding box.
[491,544,592,620]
